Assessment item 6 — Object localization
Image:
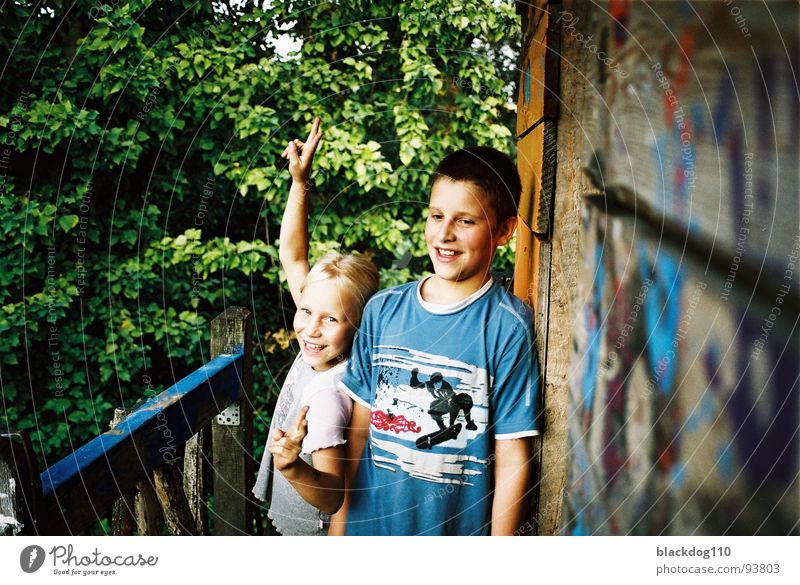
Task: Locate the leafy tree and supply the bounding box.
[0,0,519,469]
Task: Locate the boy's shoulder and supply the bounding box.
[485,282,534,326]
[362,281,417,312]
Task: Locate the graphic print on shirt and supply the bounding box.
[271,361,299,434]
[369,346,491,485]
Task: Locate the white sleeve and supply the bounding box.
[301,386,353,455]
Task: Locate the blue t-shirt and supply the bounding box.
[339,278,540,535]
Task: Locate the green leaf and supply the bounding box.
[58,215,79,232]
[122,230,138,245]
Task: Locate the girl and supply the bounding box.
[252,117,379,535]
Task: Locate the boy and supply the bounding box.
[332,146,540,535]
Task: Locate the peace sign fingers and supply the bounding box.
[289,405,310,443]
[282,117,323,183]
[269,406,310,471]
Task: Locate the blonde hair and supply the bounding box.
[300,252,379,323]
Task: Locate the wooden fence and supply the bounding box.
[0,306,254,536]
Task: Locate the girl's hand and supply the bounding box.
[281,116,323,184]
[270,406,310,472]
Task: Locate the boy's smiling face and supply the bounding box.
[424,179,516,301]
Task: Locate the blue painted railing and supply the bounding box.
[38,351,245,535]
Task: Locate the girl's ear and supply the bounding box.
[496,216,517,246]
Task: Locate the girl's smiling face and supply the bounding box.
[293,278,358,371]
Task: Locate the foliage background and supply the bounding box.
[0,0,519,480]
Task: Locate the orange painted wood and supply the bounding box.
[517,126,544,231]
[517,9,549,136]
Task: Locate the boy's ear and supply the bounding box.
[496,216,517,246]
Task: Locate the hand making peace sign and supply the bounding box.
[270,405,310,472]
[281,116,323,184]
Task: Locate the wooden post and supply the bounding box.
[529,0,590,535]
[110,409,135,536]
[133,481,161,535]
[153,457,197,535]
[210,307,254,535]
[0,457,23,535]
[109,407,162,535]
[183,427,209,535]
[515,0,564,535]
[0,432,39,536]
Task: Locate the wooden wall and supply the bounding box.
[515,0,799,535]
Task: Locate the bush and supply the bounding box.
[0,0,519,465]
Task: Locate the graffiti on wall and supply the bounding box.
[560,1,799,535]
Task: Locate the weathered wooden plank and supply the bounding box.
[183,427,209,534]
[530,237,552,534]
[133,480,161,536]
[153,462,197,535]
[210,307,254,535]
[0,432,39,536]
[0,458,22,536]
[532,0,592,535]
[39,351,244,535]
[537,121,557,236]
[110,409,135,536]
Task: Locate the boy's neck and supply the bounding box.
[419,274,492,305]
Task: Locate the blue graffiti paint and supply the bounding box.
[685,391,716,435]
[670,461,687,489]
[690,102,705,141]
[685,410,701,434]
[568,441,592,535]
[731,313,800,487]
[638,246,684,395]
[704,341,722,393]
[715,445,735,482]
[524,62,531,106]
[700,392,716,424]
[712,74,734,144]
[572,510,586,536]
[581,244,605,410]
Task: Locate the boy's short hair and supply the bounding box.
[431,146,521,225]
[301,252,379,322]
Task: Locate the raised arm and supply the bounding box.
[279,116,323,306]
[328,401,371,535]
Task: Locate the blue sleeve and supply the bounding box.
[339,300,375,410]
[491,321,540,439]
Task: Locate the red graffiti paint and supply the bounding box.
[609,0,631,47]
[675,28,695,92]
[371,410,422,434]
